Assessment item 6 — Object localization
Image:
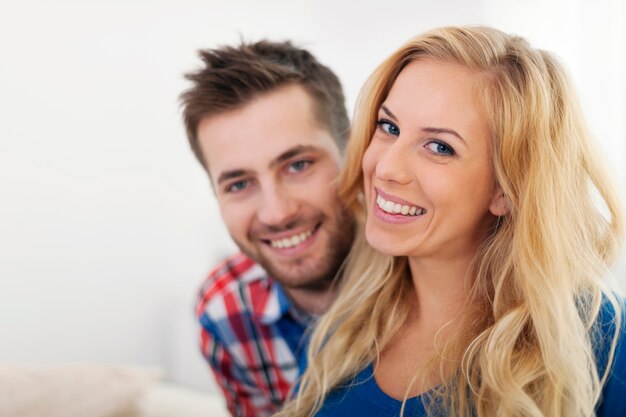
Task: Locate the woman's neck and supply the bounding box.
[407,251,477,327]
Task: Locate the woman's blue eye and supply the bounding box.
[425,141,455,156]
[226,180,248,193]
[376,119,400,136]
[288,160,311,173]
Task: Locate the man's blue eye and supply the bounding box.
[376,119,400,136]
[425,141,455,156]
[288,160,311,173]
[226,180,248,193]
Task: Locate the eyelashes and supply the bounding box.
[425,141,455,156]
[376,119,400,136]
[286,160,312,173]
[225,179,249,194]
[375,118,456,157]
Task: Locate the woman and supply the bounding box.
[276,26,626,417]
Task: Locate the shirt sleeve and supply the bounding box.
[198,312,278,417]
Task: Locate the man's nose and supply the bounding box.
[256,182,299,228]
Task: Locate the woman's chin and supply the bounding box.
[365,233,410,257]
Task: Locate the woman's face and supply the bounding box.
[362,59,504,260]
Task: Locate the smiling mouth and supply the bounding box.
[263,223,321,249]
[376,194,426,216]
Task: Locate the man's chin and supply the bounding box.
[259,257,333,288]
[240,247,331,289]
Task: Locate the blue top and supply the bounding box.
[314,301,626,416]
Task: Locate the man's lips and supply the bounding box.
[259,223,321,249]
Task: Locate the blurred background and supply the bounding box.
[1,0,624,393]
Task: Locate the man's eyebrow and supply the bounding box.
[269,145,320,169]
[216,169,252,186]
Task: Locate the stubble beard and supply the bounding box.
[238,207,355,292]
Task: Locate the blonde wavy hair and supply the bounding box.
[277,26,624,417]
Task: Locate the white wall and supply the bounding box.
[1,0,624,392]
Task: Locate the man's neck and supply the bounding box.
[281,285,338,317]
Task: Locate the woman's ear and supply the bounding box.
[489,187,510,216]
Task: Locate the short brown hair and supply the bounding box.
[180,40,350,170]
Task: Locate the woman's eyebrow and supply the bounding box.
[380,104,397,120]
[421,127,466,144]
[381,104,466,144]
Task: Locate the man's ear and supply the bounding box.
[489,187,509,216]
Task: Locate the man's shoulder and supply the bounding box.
[195,253,271,319]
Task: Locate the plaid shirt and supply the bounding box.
[196,253,312,417]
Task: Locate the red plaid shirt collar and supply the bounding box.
[196,253,314,417]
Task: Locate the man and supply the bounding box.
[180,40,354,417]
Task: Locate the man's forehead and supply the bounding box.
[197,84,339,180]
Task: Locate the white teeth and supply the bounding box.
[270,229,314,249]
[376,194,424,217]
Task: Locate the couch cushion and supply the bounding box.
[0,364,160,417]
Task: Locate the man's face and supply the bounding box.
[198,84,353,290]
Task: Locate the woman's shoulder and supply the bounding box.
[594,295,625,342]
[596,294,626,324]
[592,295,625,369]
[594,294,626,417]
